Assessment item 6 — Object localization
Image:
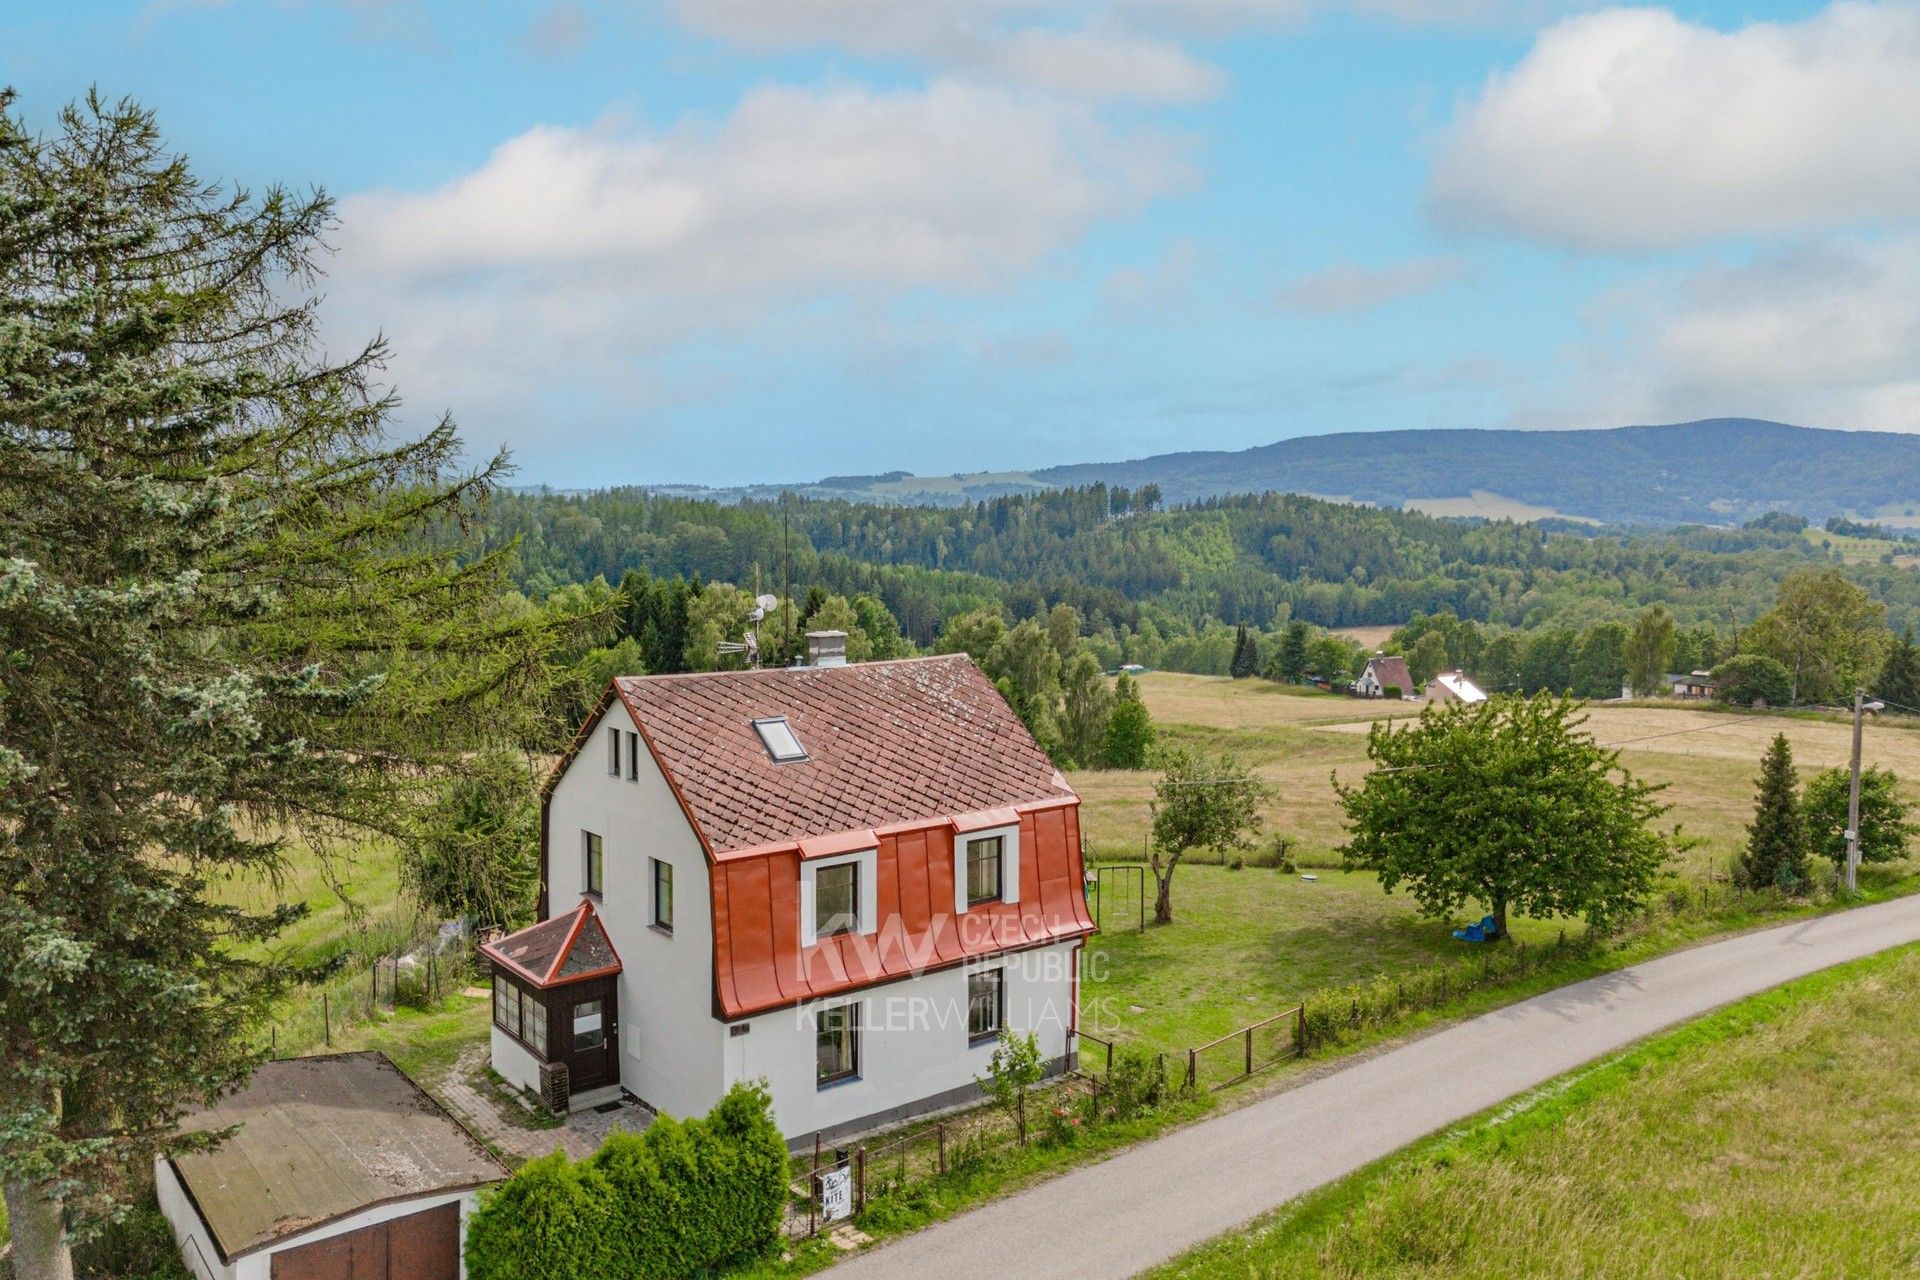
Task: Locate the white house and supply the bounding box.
[1353,655,1415,698]
[481,648,1096,1147]
[156,1052,505,1280]
[1425,670,1488,704]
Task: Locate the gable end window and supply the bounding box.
[626,731,639,781]
[607,726,621,776]
[814,862,859,940]
[652,858,674,933]
[967,969,1005,1043]
[816,1004,859,1086]
[966,836,1004,906]
[584,831,604,898]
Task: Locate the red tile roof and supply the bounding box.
[612,656,1075,857]
[1361,655,1414,692]
[481,900,622,989]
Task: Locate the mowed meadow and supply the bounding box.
[1066,674,1920,1059]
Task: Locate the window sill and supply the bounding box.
[816,1073,862,1092]
[649,923,674,939]
[969,1031,1001,1048]
[582,890,603,904]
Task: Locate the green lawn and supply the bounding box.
[1080,865,1568,1056]
[1150,942,1920,1279]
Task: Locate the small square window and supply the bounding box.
[967,969,1005,1042]
[815,862,859,939]
[967,836,1004,906]
[816,1004,859,1085]
[652,858,674,932]
[753,717,808,763]
[584,831,603,897]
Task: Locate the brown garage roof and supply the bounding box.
[170,1052,506,1262]
[610,655,1075,856]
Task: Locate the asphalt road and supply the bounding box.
[828,894,1920,1279]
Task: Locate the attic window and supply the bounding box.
[753,717,808,763]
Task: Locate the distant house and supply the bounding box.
[1669,671,1718,699]
[1425,670,1488,705]
[1353,655,1414,699]
[480,648,1093,1147]
[156,1052,505,1280]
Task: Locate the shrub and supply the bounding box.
[977,1030,1045,1118]
[1381,684,1403,700]
[1103,1048,1168,1121]
[465,1083,786,1280]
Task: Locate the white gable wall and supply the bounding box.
[545,697,724,1121]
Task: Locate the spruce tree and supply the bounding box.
[1738,733,1812,892]
[1877,627,1920,713]
[1229,624,1257,678]
[1271,619,1309,684]
[0,93,590,1277]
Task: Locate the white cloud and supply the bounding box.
[1273,255,1466,313]
[670,0,1222,102]
[1431,2,1920,250]
[323,80,1191,445]
[1557,235,1920,429]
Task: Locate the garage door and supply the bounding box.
[270,1201,460,1280]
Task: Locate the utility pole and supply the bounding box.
[1844,687,1885,892]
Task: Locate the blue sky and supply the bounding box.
[9,0,1920,486]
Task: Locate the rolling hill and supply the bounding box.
[649,419,1920,527]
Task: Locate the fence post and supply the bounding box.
[1105,1038,1114,1081]
[270,1026,277,1058]
[855,1146,866,1215]
[1244,1026,1253,1077]
[1186,1048,1196,1091]
[1296,1003,1306,1055]
[428,955,436,1002]
[1017,1088,1028,1147]
[1089,1074,1100,1119]
[936,1122,946,1176]
[370,963,377,1015]
[323,992,331,1047]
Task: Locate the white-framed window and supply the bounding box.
[607,726,621,776]
[953,825,1020,915]
[584,831,603,898]
[651,858,673,933]
[492,977,519,1037]
[816,1003,859,1086]
[799,850,877,946]
[967,968,1005,1043]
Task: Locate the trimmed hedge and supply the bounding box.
[465,1082,788,1280]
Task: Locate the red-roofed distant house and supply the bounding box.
[1353,655,1414,699]
[480,641,1094,1146]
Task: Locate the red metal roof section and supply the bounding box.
[711,798,1093,1018]
[611,655,1076,857]
[481,900,623,989]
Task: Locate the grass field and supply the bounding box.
[1149,941,1920,1279]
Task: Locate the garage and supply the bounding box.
[156,1052,507,1280]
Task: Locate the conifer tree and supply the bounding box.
[1877,627,1920,713]
[1738,734,1812,892]
[1229,624,1258,678]
[0,93,591,1277]
[1270,619,1309,683]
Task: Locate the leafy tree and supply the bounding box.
[682,583,757,671]
[1059,651,1116,768]
[1102,676,1155,769]
[1407,631,1449,688]
[801,593,871,661]
[1745,567,1889,704]
[989,618,1064,754]
[1622,606,1678,696]
[1712,653,1793,707]
[0,93,589,1277]
[1045,603,1083,663]
[1876,628,1920,712]
[1335,696,1673,938]
[1738,734,1811,892]
[935,608,1008,665]
[1569,620,1628,700]
[850,592,912,659]
[405,750,541,928]
[1803,765,1915,872]
[1148,748,1269,924]
[1229,624,1260,678]
[1270,619,1310,684]
[1308,634,1360,684]
[564,636,647,724]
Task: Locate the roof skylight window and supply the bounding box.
[753,717,808,763]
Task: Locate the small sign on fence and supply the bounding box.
[819,1167,853,1222]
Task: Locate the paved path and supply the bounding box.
[830,894,1920,1280]
[435,1045,652,1162]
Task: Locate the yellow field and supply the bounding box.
[1068,673,1920,876]
[1330,624,1397,649]
[1400,490,1600,526]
